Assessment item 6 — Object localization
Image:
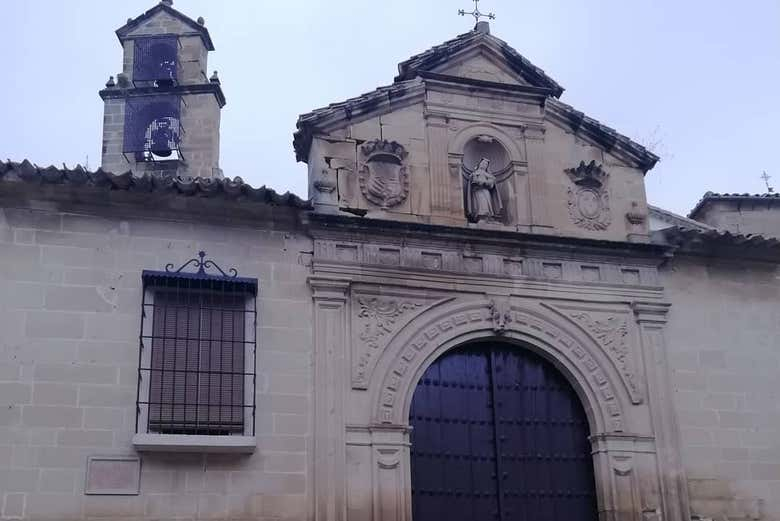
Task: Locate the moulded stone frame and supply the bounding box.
[339,297,688,521]
[369,299,626,435]
[133,285,257,453]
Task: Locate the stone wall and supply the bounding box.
[662,256,780,520]
[0,197,313,520]
[695,201,780,239]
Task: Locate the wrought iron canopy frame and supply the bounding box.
[122,94,185,163]
[132,34,182,88]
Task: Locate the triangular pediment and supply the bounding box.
[116,3,214,50]
[430,47,533,86]
[395,24,564,97]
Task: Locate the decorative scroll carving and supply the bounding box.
[376,302,626,432]
[358,140,409,208]
[569,312,642,404]
[488,298,511,334]
[354,297,422,388]
[565,161,611,231]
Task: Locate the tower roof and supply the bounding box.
[116,0,215,51]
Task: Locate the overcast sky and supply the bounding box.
[2,0,779,215]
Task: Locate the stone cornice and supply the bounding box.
[294,79,426,162]
[419,71,555,99]
[546,99,658,173]
[306,212,671,261]
[99,82,226,108]
[307,276,351,301]
[631,301,671,324]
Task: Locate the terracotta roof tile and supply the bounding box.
[688,191,780,218]
[546,99,659,171]
[0,160,311,208]
[653,225,780,261]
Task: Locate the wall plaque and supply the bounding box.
[85,456,141,495]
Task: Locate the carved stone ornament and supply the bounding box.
[565,161,611,231]
[313,168,337,194]
[569,311,642,403]
[358,140,409,208]
[626,201,647,225]
[354,297,422,387]
[488,298,511,334]
[376,302,627,431]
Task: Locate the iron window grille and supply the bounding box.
[136,252,257,436]
[123,95,184,163]
[133,35,179,87]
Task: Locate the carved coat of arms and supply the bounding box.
[565,160,611,231]
[358,140,409,208]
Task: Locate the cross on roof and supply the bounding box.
[459,0,496,23]
[761,170,775,193]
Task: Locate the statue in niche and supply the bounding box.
[465,158,503,223]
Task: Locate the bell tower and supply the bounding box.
[99,0,225,178]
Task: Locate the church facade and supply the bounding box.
[1,2,779,521]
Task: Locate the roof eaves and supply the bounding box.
[648,205,714,231]
[293,79,424,163]
[688,191,780,219]
[0,160,311,209]
[653,226,780,262]
[547,99,659,172]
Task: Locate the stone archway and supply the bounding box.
[369,299,627,435]
[342,298,671,521]
[306,279,689,521]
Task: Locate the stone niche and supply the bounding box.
[461,135,511,225]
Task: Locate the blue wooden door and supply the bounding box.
[409,343,597,521]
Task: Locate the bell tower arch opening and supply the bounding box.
[409,340,598,521]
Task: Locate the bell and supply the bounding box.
[149,120,174,157]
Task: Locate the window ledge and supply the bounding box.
[132,434,256,453]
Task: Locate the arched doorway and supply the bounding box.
[409,342,598,521]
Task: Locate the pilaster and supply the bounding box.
[632,302,690,521]
[523,125,554,233]
[590,433,662,521]
[425,112,451,215]
[309,276,352,521]
[346,425,411,521]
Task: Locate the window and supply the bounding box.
[134,253,257,452]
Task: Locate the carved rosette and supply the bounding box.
[358,140,409,209]
[353,297,422,387]
[565,161,611,231]
[568,311,642,403]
